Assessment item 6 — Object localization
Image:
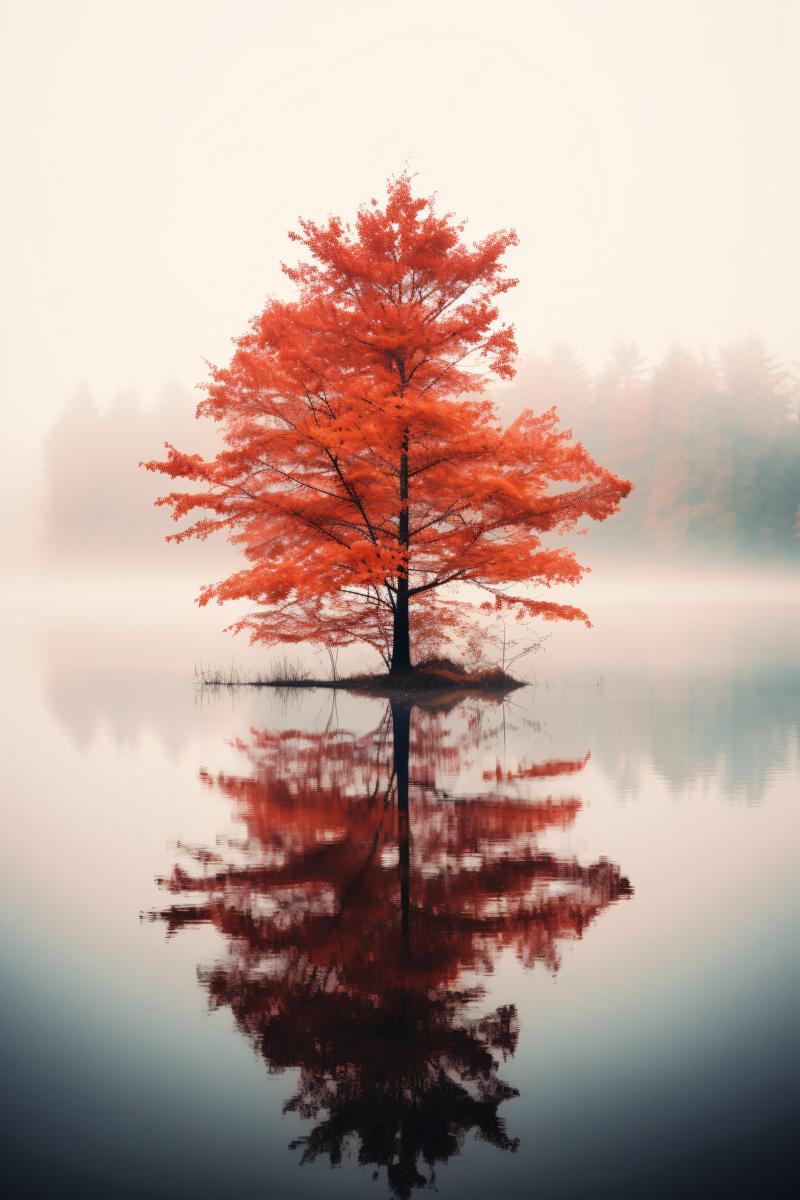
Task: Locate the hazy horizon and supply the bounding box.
[3,0,800,565]
[2,7,799,1194]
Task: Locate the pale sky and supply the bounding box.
[2,0,799,555]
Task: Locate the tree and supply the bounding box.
[44,383,226,569]
[151,698,632,1195]
[144,176,631,675]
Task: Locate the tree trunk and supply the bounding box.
[391,700,411,953]
[390,434,412,676]
[390,577,411,675]
[391,700,411,814]
[399,808,410,954]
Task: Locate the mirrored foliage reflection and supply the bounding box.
[150,696,632,1197]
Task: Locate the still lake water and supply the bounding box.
[2,579,798,1199]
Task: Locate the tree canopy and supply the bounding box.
[145,176,631,672]
[151,699,632,1196]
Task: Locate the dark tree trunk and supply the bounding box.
[390,578,411,675]
[389,432,412,676]
[391,700,411,814]
[391,700,412,953]
[399,808,410,953]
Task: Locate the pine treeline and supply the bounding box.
[43,337,799,565]
[505,336,800,560]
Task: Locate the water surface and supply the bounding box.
[1,585,798,1198]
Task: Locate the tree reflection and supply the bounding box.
[151,698,632,1197]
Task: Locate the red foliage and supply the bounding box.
[156,702,630,994]
[151,702,631,1195]
[144,176,631,668]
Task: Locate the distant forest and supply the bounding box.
[41,381,230,571]
[505,336,799,561]
[42,337,799,566]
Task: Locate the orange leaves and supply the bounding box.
[157,706,627,982]
[150,705,632,1186]
[141,443,208,481]
[143,175,631,662]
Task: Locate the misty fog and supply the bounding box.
[2,6,799,1199]
[36,337,799,589]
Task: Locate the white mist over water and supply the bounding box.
[2,3,799,1191]
[0,587,797,1197]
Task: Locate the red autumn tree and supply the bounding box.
[144,175,631,674]
[151,699,632,1195]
